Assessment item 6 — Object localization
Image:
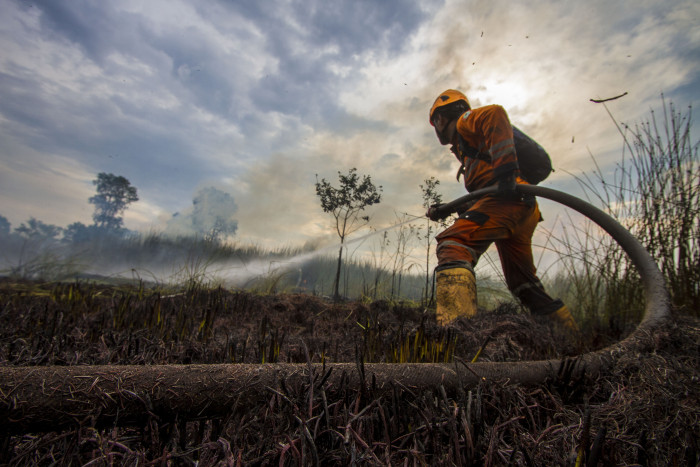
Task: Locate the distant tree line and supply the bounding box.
[0,172,139,244]
[1,173,241,245]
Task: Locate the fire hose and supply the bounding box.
[0,185,671,432]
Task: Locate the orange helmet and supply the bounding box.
[429,89,470,125]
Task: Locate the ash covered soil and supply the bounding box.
[0,281,698,465]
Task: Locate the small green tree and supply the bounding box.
[420,177,443,304]
[388,213,420,299]
[315,168,382,300]
[89,173,139,230]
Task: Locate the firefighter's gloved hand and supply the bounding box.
[427,203,449,222]
[495,172,521,200]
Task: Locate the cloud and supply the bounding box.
[165,186,238,239]
[0,148,95,228]
[334,0,699,191]
[227,150,331,247]
[0,0,697,257]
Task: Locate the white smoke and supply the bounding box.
[165,187,238,240]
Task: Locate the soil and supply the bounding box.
[0,280,698,465]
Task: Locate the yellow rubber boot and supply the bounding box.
[436,267,477,326]
[553,304,579,333]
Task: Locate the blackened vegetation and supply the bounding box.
[0,280,698,465]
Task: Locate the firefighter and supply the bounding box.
[427,89,578,331]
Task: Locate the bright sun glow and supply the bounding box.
[475,80,531,114]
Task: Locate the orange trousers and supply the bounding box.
[435,195,560,314]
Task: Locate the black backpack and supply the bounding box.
[458,126,553,185]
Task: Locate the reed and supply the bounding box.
[545,97,699,329]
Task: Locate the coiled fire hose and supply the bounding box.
[0,185,671,432]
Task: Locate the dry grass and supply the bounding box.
[0,281,697,465]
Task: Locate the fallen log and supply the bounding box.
[0,358,597,433]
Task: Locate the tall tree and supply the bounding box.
[315,168,382,300]
[89,173,139,230]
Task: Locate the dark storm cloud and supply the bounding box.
[0,70,48,136]
[29,0,246,119]
[3,0,696,249]
[230,0,438,119]
[0,0,438,228]
[8,0,436,128]
[229,0,432,57]
[29,1,142,64]
[2,1,248,212]
[0,58,211,211]
[10,0,428,170]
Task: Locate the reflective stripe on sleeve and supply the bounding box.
[490,138,515,160]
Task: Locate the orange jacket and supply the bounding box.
[454,105,522,192]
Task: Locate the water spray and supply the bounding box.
[220,214,424,285]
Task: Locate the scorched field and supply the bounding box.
[0,280,698,466]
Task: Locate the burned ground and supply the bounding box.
[0,280,698,465]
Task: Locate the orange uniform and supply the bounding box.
[435,105,562,314]
[454,105,521,191]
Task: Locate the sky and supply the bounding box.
[1,0,698,256]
